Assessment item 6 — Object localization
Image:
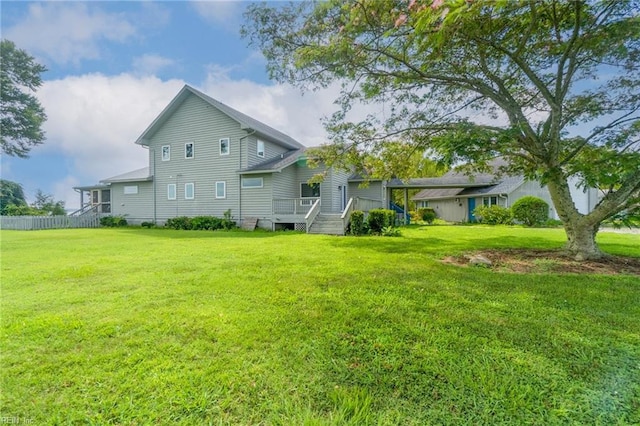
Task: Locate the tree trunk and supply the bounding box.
[563,221,603,260]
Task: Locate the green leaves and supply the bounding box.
[0,39,47,158]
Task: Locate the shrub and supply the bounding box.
[191,216,222,230]
[473,205,513,225]
[221,209,236,230]
[367,208,397,234]
[350,210,366,235]
[511,196,549,227]
[100,216,128,227]
[140,221,155,228]
[381,226,402,237]
[165,216,192,230]
[417,207,437,224]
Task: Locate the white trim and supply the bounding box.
[241,177,263,189]
[257,139,265,158]
[219,138,230,156]
[215,181,226,199]
[185,182,195,200]
[123,185,138,195]
[185,142,194,159]
[167,183,177,200]
[161,145,170,161]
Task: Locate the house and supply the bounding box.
[410,158,600,222]
[74,85,384,234]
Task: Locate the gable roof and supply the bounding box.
[101,167,152,183]
[135,85,304,150]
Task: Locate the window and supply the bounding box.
[242,177,263,188]
[301,183,320,198]
[483,196,498,206]
[185,142,194,159]
[167,184,176,200]
[185,183,195,200]
[161,145,170,161]
[220,138,230,155]
[257,140,265,158]
[124,185,138,195]
[215,181,226,199]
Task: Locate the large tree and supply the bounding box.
[1,39,47,158]
[243,0,640,259]
[0,179,27,215]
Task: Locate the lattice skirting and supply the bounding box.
[295,223,306,232]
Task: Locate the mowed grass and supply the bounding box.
[1,226,639,425]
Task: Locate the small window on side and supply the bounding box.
[161,145,170,161]
[257,140,265,158]
[242,177,263,188]
[124,185,138,195]
[185,183,195,200]
[220,138,230,156]
[185,142,194,159]
[167,184,177,200]
[215,181,226,199]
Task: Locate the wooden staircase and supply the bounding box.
[307,214,345,235]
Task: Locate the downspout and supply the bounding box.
[238,129,257,225]
[143,145,157,223]
[499,194,508,207]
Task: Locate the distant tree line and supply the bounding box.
[0,179,65,216]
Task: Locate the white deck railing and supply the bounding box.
[273,198,320,215]
[340,197,355,233]
[354,197,383,212]
[0,213,102,230]
[304,199,322,231]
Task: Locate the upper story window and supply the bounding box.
[257,140,265,158]
[220,138,230,156]
[161,145,170,161]
[185,142,194,159]
[185,183,195,200]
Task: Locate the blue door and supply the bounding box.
[468,198,476,222]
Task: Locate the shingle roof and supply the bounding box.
[239,149,306,174]
[101,167,152,183]
[135,85,304,150]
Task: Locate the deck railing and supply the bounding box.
[340,197,355,233]
[305,199,322,232]
[0,213,102,230]
[273,198,320,215]
[354,197,383,212]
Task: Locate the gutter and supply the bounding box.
[238,129,257,225]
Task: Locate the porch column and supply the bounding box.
[404,188,409,225]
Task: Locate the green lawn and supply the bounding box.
[1,226,639,425]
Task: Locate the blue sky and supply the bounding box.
[1,1,342,209]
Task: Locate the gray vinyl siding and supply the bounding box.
[110,181,154,223]
[272,168,297,199]
[349,181,384,202]
[428,199,468,223]
[147,94,246,221]
[508,180,557,218]
[244,136,289,169]
[240,173,273,220]
[329,169,350,211]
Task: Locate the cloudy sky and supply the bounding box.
[1,1,344,210]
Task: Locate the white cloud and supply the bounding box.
[4,2,137,65]
[132,54,176,76]
[190,1,243,29]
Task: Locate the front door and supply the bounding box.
[340,185,347,211]
[468,198,476,222]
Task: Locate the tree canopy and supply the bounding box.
[243,0,640,259]
[1,39,47,158]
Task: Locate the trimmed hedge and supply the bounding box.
[473,205,513,225]
[100,216,128,227]
[417,207,437,224]
[512,196,549,227]
[165,213,236,231]
[367,208,397,234]
[350,210,366,236]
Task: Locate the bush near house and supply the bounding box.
[512,196,550,227]
[349,210,367,236]
[473,205,513,225]
[100,216,128,227]
[367,208,397,234]
[416,207,437,224]
[165,213,237,231]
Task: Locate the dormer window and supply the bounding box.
[257,140,265,158]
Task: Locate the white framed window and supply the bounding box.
[219,138,229,156]
[124,185,138,195]
[242,177,263,188]
[161,145,170,161]
[257,140,265,158]
[185,142,194,159]
[483,196,498,206]
[215,181,226,199]
[185,183,195,200]
[167,184,176,200]
[301,183,320,198]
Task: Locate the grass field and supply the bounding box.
[1,226,639,425]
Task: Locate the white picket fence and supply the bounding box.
[0,213,102,230]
